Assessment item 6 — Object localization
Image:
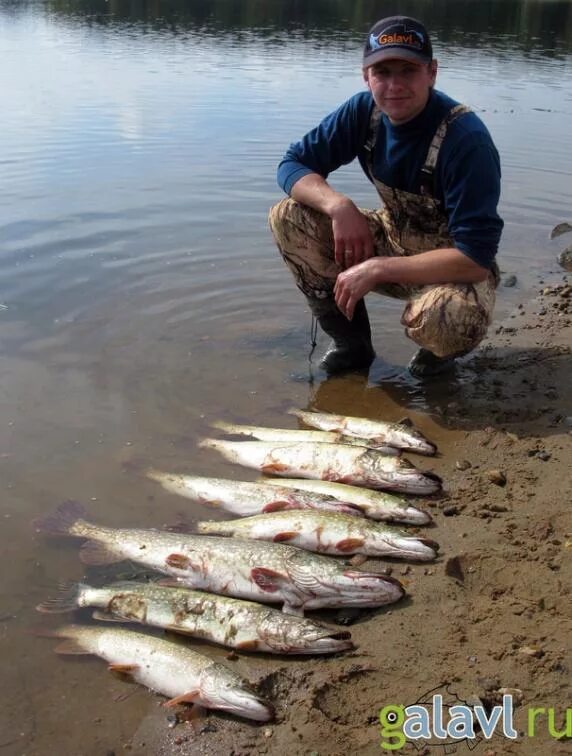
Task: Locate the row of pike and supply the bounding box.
[34,409,442,723]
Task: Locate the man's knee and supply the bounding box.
[402,284,493,357]
[268,197,295,237]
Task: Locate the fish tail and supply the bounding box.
[36,582,83,614]
[33,500,89,537]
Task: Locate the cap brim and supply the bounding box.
[363,49,431,67]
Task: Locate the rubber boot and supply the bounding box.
[408,348,456,378]
[308,297,375,375]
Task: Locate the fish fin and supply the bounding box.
[163,690,200,708]
[33,500,88,537]
[165,553,191,570]
[251,567,288,593]
[273,531,298,543]
[235,640,259,652]
[336,538,365,553]
[92,610,125,623]
[396,417,414,427]
[108,663,139,674]
[80,539,124,566]
[261,463,289,473]
[54,639,91,655]
[263,501,294,513]
[36,582,81,614]
[349,554,368,567]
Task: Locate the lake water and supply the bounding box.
[1,0,572,752]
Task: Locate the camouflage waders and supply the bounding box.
[269,104,498,362]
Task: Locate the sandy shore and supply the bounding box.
[127,277,571,756]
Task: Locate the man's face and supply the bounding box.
[363,59,437,125]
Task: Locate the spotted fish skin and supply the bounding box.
[34,501,405,615]
[290,409,437,456]
[200,438,442,495]
[39,624,273,721]
[37,581,354,655]
[262,477,432,525]
[198,510,439,561]
[146,471,365,517]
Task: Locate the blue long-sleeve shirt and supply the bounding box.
[277,89,503,268]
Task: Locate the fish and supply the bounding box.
[37,581,354,655]
[289,409,437,456]
[38,624,272,721]
[197,511,439,561]
[146,471,365,518]
[261,477,433,525]
[211,420,400,455]
[34,501,405,615]
[200,439,442,495]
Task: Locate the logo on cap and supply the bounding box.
[369,26,425,52]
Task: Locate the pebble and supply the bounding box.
[536,451,551,461]
[487,469,507,486]
[518,645,544,658]
[503,274,517,287]
[443,505,460,516]
[455,459,472,470]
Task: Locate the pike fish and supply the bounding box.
[200,439,442,495]
[262,477,432,525]
[37,581,354,654]
[211,420,400,455]
[290,409,437,456]
[39,624,272,721]
[34,501,404,615]
[146,471,365,518]
[198,511,439,561]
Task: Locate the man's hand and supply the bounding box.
[334,259,378,319]
[329,197,375,269]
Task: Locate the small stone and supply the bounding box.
[518,645,544,658]
[498,687,524,703]
[489,504,508,513]
[536,451,551,461]
[443,505,459,516]
[503,274,517,287]
[264,728,273,738]
[455,459,472,471]
[401,565,411,576]
[487,470,507,486]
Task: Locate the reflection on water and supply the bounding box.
[1,0,572,753]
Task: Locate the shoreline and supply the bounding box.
[128,278,571,755]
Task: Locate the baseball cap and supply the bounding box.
[363,16,433,67]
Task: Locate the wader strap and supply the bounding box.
[420,104,472,196]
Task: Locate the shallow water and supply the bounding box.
[1,0,572,752]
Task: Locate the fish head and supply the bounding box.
[334,569,405,606]
[200,667,274,722]
[286,552,404,608]
[387,425,437,456]
[257,615,354,655]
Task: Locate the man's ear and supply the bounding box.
[362,67,370,87]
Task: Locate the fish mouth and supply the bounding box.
[337,570,405,604]
[204,686,274,722]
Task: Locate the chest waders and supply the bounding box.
[269,104,498,376]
